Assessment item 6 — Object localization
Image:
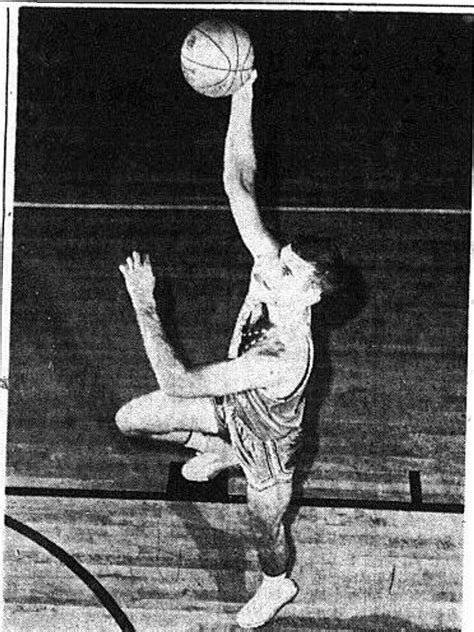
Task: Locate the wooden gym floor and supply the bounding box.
[3,205,468,630]
[4,496,463,631]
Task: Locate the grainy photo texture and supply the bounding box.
[2,5,471,631]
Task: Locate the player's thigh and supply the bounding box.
[116,390,219,435]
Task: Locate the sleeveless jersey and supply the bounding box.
[224,258,314,441]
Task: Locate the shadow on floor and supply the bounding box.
[260,613,457,631]
[169,500,252,604]
[294,261,369,495]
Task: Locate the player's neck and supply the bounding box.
[267,302,311,329]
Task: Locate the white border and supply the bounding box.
[0,3,19,624]
[1,8,18,401]
[5,2,474,13]
[1,2,472,629]
[1,7,18,431]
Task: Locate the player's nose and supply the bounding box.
[302,276,318,293]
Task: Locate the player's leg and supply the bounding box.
[115,389,219,436]
[237,480,297,628]
[115,390,239,478]
[247,481,292,576]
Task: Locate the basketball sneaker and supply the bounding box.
[236,576,298,629]
[181,452,234,482]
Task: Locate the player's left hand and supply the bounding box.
[119,251,156,309]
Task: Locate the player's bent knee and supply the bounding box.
[115,401,137,436]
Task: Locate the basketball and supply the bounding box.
[181,20,254,98]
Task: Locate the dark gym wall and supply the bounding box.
[15,8,472,209]
[7,8,469,500]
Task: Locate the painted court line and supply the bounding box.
[5,514,136,632]
[6,485,464,514]
[14,201,471,215]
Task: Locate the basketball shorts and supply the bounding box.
[213,396,301,491]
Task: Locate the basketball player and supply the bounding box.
[117,72,342,628]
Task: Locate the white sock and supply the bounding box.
[184,431,208,452]
[185,432,235,459]
[261,572,287,586]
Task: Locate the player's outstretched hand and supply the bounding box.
[119,251,156,310]
[247,69,258,85]
[232,69,258,103]
[240,69,257,93]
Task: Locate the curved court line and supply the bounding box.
[5,514,136,632]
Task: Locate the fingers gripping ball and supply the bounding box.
[181,20,254,98]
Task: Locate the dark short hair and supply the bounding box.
[290,237,344,296]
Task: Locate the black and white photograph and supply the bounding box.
[1,2,472,630]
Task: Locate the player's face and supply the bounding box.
[277,245,323,307]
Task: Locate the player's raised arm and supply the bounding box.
[223,72,280,260]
